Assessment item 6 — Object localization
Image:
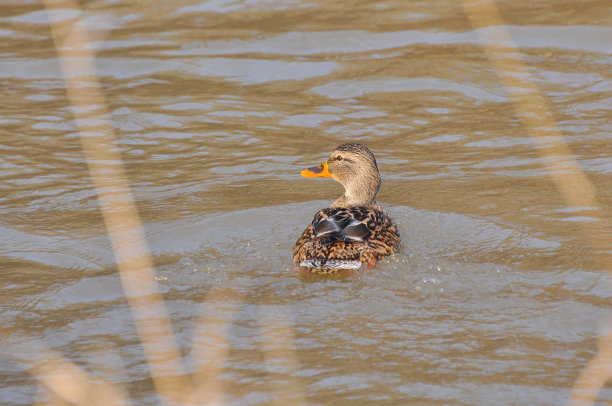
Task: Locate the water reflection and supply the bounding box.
[1,0,611,404]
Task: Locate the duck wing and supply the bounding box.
[292,205,400,269]
[312,207,376,245]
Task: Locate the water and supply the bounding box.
[1,0,612,404]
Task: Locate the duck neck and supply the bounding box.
[331,174,381,208]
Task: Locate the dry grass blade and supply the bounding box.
[460,1,612,405]
[260,308,307,406]
[23,340,128,406]
[567,324,612,406]
[185,287,243,406]
[42,0,194,403]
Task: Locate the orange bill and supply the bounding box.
[300,161,331,178]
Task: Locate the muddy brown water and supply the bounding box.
[1,0,612,404]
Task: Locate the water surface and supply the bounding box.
[1,0,611,404]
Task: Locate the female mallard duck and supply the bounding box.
[293,143,400,273]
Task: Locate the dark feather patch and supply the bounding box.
[313,213,370,243]
[293,205,400,272]
[341,219,369,242]
[313,218,342,238]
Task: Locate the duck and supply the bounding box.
[292,143,400,273]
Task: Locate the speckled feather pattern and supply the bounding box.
[293,205,400,272]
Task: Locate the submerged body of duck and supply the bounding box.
[293,143,400,273]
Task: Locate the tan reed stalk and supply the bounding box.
[42,1,194,403]
[259,308,307,406]
[184,287,243,406]
[25,339,128,406]
[459,1,612,405]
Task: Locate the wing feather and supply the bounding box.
[293,205,401,268]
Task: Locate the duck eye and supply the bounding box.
[336,155,343,161]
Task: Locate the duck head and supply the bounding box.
[301,143,381,207]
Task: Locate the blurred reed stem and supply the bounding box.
[460,1,612,405]
[43,0,194,403]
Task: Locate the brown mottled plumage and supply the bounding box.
[293,143,400,273]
